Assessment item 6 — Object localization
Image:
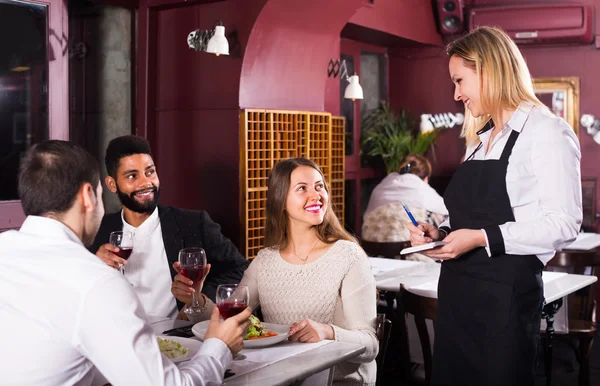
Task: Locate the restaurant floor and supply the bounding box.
[381,331,599,386]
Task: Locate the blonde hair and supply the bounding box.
[264,158,356,249]
[446,26,548,146]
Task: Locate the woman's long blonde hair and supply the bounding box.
[447,26,548,146]
[264,158,356,249]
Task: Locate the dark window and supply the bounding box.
[0,0,49,201]
[360,51,387,168]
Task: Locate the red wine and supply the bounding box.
[181,265,205,286]
[217,301,247,319]
[116,248,133,260]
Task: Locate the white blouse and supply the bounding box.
[440,103,582,264]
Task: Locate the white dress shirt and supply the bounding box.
[0,216,231,386]
[122,208,178,319]
[441,103,582,264]
[365,173,448,216]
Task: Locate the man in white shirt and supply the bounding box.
[0,140,251,386]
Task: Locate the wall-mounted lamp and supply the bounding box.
[580,114,600,144]
[420,112,465,133]
[187,20,229,56]
[327,59,363,101]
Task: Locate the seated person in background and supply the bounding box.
[173,158,379,385]
[91,135,249,319]
[362,154,448,262]
[0,140,251,386]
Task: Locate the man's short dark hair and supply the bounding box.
[18,140,100,217]
[105,135,153,178]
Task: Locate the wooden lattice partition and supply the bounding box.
[240,109,345,259]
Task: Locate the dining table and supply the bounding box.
[369,256,598,385]
[149,318,365,386]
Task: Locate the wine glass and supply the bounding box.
[217,284,250,360]
[179,247,207,320]
[216,284,250,319]
[109,231,134,275]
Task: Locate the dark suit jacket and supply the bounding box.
[90,204,249,309]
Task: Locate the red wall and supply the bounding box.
[389,0,600,232]
[348,0,442,46]
[152,0,265,245]
[151,0,365,246]
[239,0,364,111]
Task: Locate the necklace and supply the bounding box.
[291,238,320,264]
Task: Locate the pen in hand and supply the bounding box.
[403,204,424,237]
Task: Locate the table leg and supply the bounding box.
[541,298,563,386]
[384,291,395,320]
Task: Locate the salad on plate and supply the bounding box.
[244,315,279,340]
[157,337,188,360]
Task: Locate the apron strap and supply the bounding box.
[500,130,520,161]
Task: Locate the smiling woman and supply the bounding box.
[238,157,379,385]
[407,26,583,386]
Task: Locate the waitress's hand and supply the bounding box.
[406,222,439,245]
[425,229,487,260]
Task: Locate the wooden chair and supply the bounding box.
[361,240,412,260]
[581,178,598,232]
[397,285,438,385]
[375,313,392,386]
[545,249,600,386]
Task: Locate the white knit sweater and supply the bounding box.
[240,240,379,386]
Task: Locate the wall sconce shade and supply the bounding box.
[187,20,229,56]
[344,75,363,101]
[580,114,600,144]
[206,25,229,56]
[328,59,363,101]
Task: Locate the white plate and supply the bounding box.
[192,321,290,349]
[157,335,202,363]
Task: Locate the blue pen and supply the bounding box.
[403,204,424,236]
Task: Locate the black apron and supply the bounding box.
[431,128,544,386]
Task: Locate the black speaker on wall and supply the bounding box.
[435,0,464,35]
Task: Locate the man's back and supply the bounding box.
[0,216,122,385]
[0,216,236,386]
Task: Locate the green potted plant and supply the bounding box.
[361,101,437,174]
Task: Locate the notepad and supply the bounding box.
[400,241,448,255]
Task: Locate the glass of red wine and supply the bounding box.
[109,231,134,275]
[179,247,207,319]
[216,284,249,360]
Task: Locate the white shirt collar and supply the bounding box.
[19,216,83,245]
[121,207,160,237]
[478,102,535,140]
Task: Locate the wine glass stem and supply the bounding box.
[191,290,200,308]
[119,266,125,275]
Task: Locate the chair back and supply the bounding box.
[361,240,412,259]
[581,178,597,232]
[375,313,392,386]
[397,286,438,384]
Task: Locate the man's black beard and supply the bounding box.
[116,184,160,214]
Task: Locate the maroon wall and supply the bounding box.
[152,0,364,246]
[348,0,442,46]
[239,0,364,111]
[389,0,600,232]
[152,0,265,245]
